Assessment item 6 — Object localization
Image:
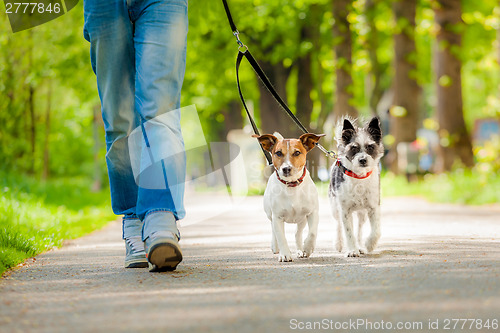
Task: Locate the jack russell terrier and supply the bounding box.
[253,133,325,262]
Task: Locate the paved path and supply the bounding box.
[1,195,499,333]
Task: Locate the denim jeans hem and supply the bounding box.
[122,217,143,240]
[144,209,175,220]
[142,210,180,241]
[122,214,139,221]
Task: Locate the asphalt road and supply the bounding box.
[1,194,499,333]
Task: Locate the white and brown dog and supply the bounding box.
[253,133,325,262]
[328,117,384,257]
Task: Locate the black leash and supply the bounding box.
[222,0,336,164]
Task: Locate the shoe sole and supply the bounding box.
[125,258,149,268]
[147,239,183,272]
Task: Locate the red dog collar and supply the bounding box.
[335,159,373,179]
[275,167,307,187]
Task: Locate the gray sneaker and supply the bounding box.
[123,218,148,268]
[124,236,148,268]
[145,231,183,272]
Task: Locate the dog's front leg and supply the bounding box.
[365,206,381,252]
[341,209,360,257]
[271,232,279,254]
[271,217,293,262]
[295,221,306,257]
[357,211,367,254]
[331,207,343,252]
[302,211,318,258]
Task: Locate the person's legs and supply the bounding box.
[83,0,147,268]
[130,0,188,223]
[84,0,139,217]
[127,0,188,271]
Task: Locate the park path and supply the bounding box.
[0,194,499,333]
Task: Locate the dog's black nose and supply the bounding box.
[359,158,367,166]
[282,166,292,176]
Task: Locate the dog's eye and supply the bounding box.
[275,151,283,157]
[351,145,360,153]
[366,144,375,153]
[293,151,301,157]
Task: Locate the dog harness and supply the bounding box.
[275,167,307,187]
[335,159,373,180]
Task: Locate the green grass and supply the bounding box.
[381,169,500,205]
[0,172,115,276]
[316,168,500,205]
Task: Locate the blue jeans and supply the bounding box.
[83,0,188,223]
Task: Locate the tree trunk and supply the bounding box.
[42,79,52,180]
[28,30,36,174]
[434,0,474,171]
[258,59,293,136]
[311,4,331,130]
[222,100,244,138]
[332,0,358,121]
[296,14,321,179]
[366,0,384,116]
[296,26,314,135]
[390,0,421,173]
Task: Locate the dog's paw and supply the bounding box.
[279,252,293,262]
[358,248,366,255]
[297,250,307,258]
[303,240,314,256]
[346,250,361,257]
[297,250,312,258]
[335,241,343,253]
[365,237,378,252]
[271,246,279,254]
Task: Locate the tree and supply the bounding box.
[390,0,421,172]
[42,79,52,180]
[434,0,474,171]
[0,2,103,178]
[296,12,315,135]
[332,0,358,121]
[365,0,388,115]
[258,59,294,135]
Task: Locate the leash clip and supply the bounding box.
[325,150,337,159]
[233,30,248,53]
[315,143,337,159]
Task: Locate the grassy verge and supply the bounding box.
[0,172,115,276]
[314,169,499,205]
[381,169,500,205]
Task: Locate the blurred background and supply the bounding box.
[0,0,499,273]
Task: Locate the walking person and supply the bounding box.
[83,0,188,272]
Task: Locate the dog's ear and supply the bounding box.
[252,134,278,152]
[366,117,382,144]
[341,119,356,144]
[299,133,326,152]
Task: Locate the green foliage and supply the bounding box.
[474,136,500,175]
[1,0,499,200]
[0,2,100,177]
[381,169,500,205]
[0,172,114,275]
